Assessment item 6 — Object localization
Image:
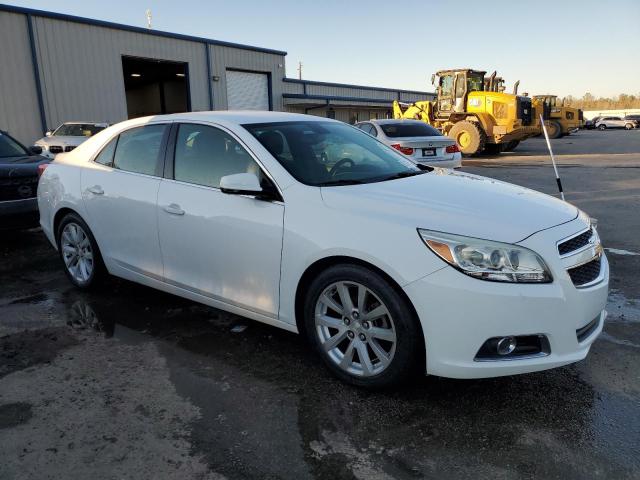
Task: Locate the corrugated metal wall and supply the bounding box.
[0,12,43,144]
[31,16,210,130]
[209,45,286,111]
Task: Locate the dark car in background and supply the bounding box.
[0,130,50,230]
[623,114,640,128]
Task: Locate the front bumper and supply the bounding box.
[403,218,609,379]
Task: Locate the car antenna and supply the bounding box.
[539,114,565,201]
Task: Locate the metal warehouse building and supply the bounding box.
[0,4,434,145]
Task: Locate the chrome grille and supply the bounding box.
[567,256,602,287]
[49,145,63,154]
[558,228,593,256]
[65,145,76,152]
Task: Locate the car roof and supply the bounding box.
[361,119,427,125]
[59,121,110,125]
[139,111,334,126]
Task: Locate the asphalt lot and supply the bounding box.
[1,129,639,479]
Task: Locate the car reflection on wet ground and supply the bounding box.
[2,145,640,479]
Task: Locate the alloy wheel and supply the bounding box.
[314,281,397,377]
[61,222,94,284]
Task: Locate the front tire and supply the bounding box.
[598,124,607,131]
[56,213,106,289]
[625,123,633,130]
[546,120,563,138]
[448,120,486,156]
[303,264,423,388]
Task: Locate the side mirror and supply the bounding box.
[30,145,43,155]
[45,130,53,137]
[430,74,435,85]
[219,173,263,196]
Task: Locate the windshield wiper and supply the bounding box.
[373,170,427,182]
[320,179,367,186]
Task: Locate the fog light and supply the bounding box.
[497,336,517,355]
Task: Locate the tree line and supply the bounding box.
[561,93,640,110]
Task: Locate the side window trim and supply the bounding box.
[168,121,284,201]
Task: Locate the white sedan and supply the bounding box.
[355,119,462,168]
[34,122,109,159]
[37,111,608,388]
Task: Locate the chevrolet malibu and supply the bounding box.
[37,112,608,388]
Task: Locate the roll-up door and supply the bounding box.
[226,70,269,110]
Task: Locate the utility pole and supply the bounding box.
[297,61,303,80]
[146,9,152,29]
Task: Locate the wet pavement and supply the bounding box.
[1,134,640,479]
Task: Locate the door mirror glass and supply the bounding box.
[219,172,263,195]
[431,74,435,85]
[30,145,43,155]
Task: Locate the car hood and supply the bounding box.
[0,155,48,176]
[320,169,578,243]
[35,136,87,146]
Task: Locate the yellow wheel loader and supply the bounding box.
[531,95,582,139]
[393,69,539,155]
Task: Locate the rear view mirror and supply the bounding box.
[220,173,263,196]
[45,130,53,137]
[430,74,435,85]
[30,145,43,155]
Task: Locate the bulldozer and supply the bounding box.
[531,95,582,138]
[393,69,539,155]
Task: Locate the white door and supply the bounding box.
[81,124,168,278]
[157,122,284,317]
[226,70,270,110]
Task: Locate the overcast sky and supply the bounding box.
[7,0,640,97]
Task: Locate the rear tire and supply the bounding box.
[546,120,563,139]
[303,264,423,389]
[503,140,520,152]
[448,120,486,156]
[56,213,106,289]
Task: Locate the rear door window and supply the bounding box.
[112,125,167,176]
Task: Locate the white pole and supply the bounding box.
[539,114,565,201]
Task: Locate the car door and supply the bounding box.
[81,123,169,279]
[157,122,284,318]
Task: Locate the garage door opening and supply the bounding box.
[122,56,190,118]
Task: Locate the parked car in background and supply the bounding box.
[34,122,109,158]
[595,116,636,130]
[623,114,640,128]
[0,130,49,230]
[584,116,602,130]
[38,112,608,388]
[355,119,462,169]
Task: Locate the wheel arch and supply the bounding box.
[293,255,425,351]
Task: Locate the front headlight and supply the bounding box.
[418,229,552,283]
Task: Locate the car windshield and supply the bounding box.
[53,123,107,137]
[0,132,28,158]
[380,122,442,138]
[244,121,424,186]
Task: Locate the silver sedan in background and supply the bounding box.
[355,119,462,168]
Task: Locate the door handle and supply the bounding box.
[87,185,104,195]
[163,203,185,216]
